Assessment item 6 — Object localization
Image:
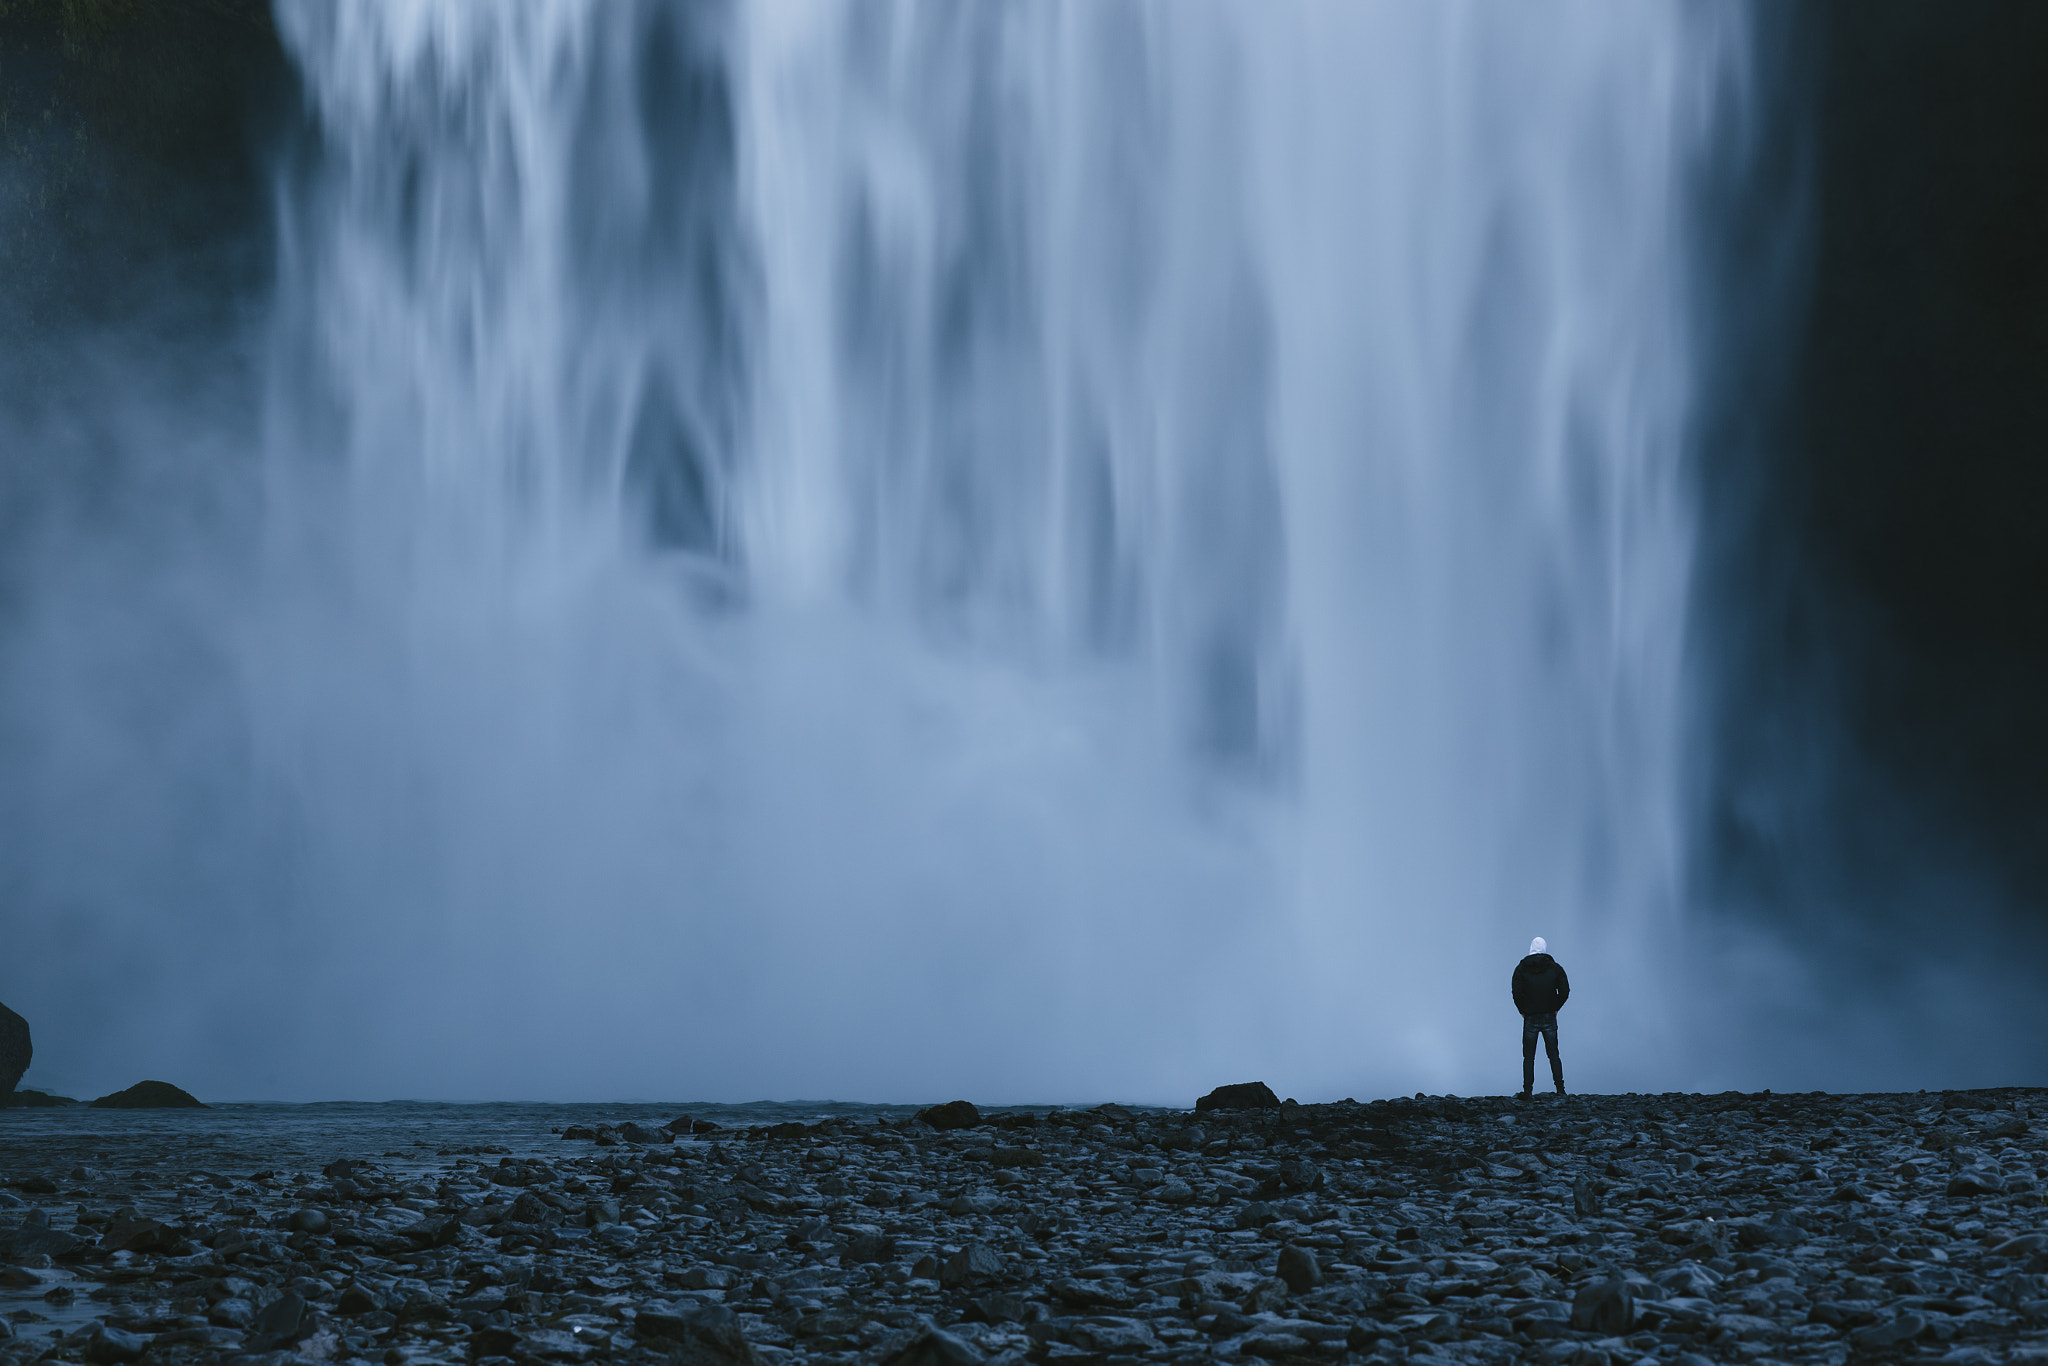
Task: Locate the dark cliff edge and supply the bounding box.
[0,1001,28,1097]
[1692,0,2048,1073]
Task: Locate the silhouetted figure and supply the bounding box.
[1512,936,1569,1097]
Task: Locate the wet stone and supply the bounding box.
[1275,1243,1323,1292]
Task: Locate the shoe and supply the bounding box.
[1554,1084,1567,1096]
[1516,1090,1530,1101]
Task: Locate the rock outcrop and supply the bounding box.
[89,1080,205,1109]
[0,1001,29,1099]
[2,1089,77,1108]
[1197,1080,1280,1111]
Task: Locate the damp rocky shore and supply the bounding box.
[1,1089,2046,1366]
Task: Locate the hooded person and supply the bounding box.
[1511,936,1569,1098]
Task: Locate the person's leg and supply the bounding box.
[1543,1022,1563,1093]
[1521,1019,1537,1096]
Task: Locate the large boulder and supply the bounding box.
[915,1100,982,1131]
[1196,1082,1280,1112]
[91,1080,205,1109]
[0,1002,28,1099]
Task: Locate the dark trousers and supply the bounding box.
[1521,1012,1562,1092]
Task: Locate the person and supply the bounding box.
[1512,936,1569,1098]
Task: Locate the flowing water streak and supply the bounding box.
[11,1,1738,1101]
[736,0,1737,1092]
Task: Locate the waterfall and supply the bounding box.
[5,1,1745,1101]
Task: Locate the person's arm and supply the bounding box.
[1556,966,1570,1010]
[1511,964,1527,1014]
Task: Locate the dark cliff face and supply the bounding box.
[0,0,292,393]
[0,1001,28,1096]
[1699,1,2048,965]
[0,0,295,642]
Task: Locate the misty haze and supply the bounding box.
[2,1,2045,1111]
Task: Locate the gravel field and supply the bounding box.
[2,1088,2046,1366]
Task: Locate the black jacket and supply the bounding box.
[1512,953,1570,1017]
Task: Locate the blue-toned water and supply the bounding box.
[0,1102,924,1181]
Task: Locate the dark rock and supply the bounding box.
[1983,1114,2030,1139]
[83,1326,148,1364]
[838,1224,896,1263]
[619,1120,672,1145]
[0,1003,27,1100]
[1207,1308,1257,1337]
[1850,1312,1927,1348]
[872,1321,986,1366]
[1276,1156,1321,1191]
[98,1209,168,1253]
[916,1100,982,1131]
[1572,1176,1605,1217]
[0,1208,83,1261]
[1234,1201,1278,1229]
[409,1213,461,1247]
[636,1302,763,1365]
[0,1089,75,1108]
[1050,1277,1137,1310]
[1064,1317,1159,1355]
[664,1114,694,1135]
[989,1145,1046,1168]
[334,1284,380,1316]
[396,1291,451,1323]
[1570,1277,1634,1334]
[1276,1244,1323,1293]
[1809,1300,1878,1328]
[1197,1082,1280,1112]
[507,1190,555,1225]
[1947,1169,2007,1197]
[286,1208,329,1235]
[247,1289,310,1350]
[970,1292,1033,1324]
[470,1325,520,1357]
[89,1080,204,1109]
[939,1241,1004,1289]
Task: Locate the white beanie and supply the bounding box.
[1529,936,1547,955]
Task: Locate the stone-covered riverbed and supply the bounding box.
[2,1089,2046,1366]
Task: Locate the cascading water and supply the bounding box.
[3,1,1745,1101]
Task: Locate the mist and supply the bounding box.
[2,1,2041,1106]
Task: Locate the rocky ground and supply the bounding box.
[1,1088,2046,1366]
